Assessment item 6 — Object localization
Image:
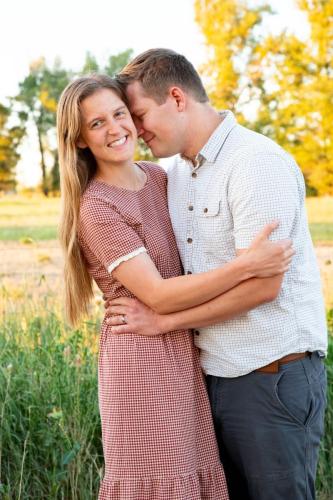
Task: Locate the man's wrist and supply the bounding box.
[156,312,177,334]
[236,252,255,281]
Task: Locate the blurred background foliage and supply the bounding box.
[1,0,332,196]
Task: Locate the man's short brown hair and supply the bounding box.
[117,48,209,104]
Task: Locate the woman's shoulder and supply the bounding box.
[137,161,167,180]
[80,182,115,222]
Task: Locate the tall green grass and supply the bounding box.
[0,288,332,499]
[0,226,57,241]
[0,292,103,499]
[317,336,333,500]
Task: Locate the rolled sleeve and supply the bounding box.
[79,197,147,274]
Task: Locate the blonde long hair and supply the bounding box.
[57,75,127,326]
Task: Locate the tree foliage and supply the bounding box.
[16,57,71,195]
[195,0,333,194]
[0,103,24,191]
[253,0,333,195]
[194,0,271,118]
[104,49,134,77]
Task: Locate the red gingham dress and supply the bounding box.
[79,162,229,500]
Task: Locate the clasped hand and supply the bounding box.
[104,296,164,336]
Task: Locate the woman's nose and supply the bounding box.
[106,120,120,135]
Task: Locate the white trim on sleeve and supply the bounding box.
[107,246,147,274]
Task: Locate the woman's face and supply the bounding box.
[78,88,137,168]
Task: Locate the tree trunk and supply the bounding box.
[36,125,48,196]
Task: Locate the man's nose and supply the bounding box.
[133,117,144,137]
[136,125,145,138]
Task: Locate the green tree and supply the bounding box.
[104,49,133,76]
[16,57,70,195]
[0,103,24,191]
[81,52,99,74]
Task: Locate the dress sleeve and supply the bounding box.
[79,196,147,274]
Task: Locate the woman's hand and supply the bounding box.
[105,297,168,336]
[241,222,295,278]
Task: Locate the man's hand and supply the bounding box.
[104,297,167,336]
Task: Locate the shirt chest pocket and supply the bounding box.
[195,200,234,253]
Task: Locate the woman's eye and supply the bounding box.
[91,120,102,128]
[115,110,126,118]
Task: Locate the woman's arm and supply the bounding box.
[105,273,284,335]
[112,222,293,314]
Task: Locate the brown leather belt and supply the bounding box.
[256,352,310,374]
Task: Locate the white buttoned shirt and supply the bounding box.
[167,111,327,378]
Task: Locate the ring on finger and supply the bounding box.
[121,314,127,325]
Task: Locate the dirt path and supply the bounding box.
[1,240,332,307]
[0,240,62,278]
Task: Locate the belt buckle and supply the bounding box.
[265,360,279,373]
[257,360,279,373]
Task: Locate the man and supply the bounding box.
[106,49,327,500]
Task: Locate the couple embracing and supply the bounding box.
[57,49,327,500]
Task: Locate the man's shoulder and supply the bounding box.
[165,155,184,177]
[228,124,294,165]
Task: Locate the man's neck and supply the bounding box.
[182,106,224,163]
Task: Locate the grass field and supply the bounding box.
[0,282,332,499]
[0,194,332,498]
[0,194,333,243]
[307,196,333,243]
[0,285,103,498]
[0,195,59,241]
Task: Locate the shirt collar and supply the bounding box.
[180,110,237,168]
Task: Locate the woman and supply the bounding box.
[57,75,293,500]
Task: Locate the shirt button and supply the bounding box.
[187,271,192,274]
[191,172,197,178]
[203,207,208,213]
[188,205,194,211]
[194,330,200,336]
[187,237,193,243]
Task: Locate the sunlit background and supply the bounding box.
[1,1,332,498]
[2,0,309,187]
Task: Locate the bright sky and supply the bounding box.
[2,0,308,187]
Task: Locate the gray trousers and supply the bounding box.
[206,352,327,500]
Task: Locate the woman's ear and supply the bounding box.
[76,136,87,149]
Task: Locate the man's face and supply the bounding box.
[125,81,186,158]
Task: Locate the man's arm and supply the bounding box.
[105,273,283,335]
[162,274,283,332]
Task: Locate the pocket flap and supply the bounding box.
[196,200,220,217]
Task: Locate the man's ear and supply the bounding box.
[76,136,87,148]
[169,86,186,112]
